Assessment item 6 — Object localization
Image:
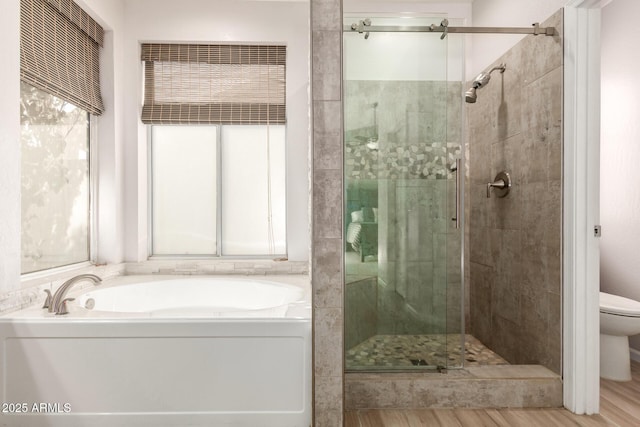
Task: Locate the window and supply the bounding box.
[151,126,218,255]
[150,125,286,256]
[20,0,104,274]
[20,82,92,273]
[143,43,287,257]
[220,125,286,255]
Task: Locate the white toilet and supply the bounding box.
[600,291,640,381]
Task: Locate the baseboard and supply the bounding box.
[630,348,640,363]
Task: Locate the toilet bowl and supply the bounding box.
[600,292,640,381]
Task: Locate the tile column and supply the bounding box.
[311,0,344,425]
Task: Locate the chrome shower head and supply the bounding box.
[471,72,490,89]
[465,63,506,104]
[465,87,477,103]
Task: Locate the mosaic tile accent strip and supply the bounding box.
[346,334,508,369]
[345,142,461,180]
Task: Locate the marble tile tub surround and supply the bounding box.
[0,260,309,317]
[124,259,309,275]
[467,9,563,373]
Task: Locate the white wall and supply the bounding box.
[600,0,640,351]
[79,0,127,265]
[0,0,21,292]
[469,0,566,79]
[344,1,471,19]
[122,0,311,262]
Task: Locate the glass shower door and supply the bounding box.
[344,15,464,371]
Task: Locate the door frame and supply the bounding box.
[563,0,609,414]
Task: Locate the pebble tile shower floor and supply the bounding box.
[346,334,508,369]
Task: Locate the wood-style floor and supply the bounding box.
[600,360,640,426]
[345,361,640,426]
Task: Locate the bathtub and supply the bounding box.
[0,275,311,427]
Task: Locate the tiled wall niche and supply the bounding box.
[467,9,563,374]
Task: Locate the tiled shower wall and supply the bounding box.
[344,81,461,180]
[467,9,563,374]
[311,0,344,425]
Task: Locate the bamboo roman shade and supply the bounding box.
[141,43,286,125]
[20,0,105,115]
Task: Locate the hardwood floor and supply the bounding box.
[345,361,640,426]
[600,360,640,426]
[345,408,613,426]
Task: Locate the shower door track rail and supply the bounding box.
[345,22,555,37]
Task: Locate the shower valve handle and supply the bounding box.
[486,171,512,198]
[487,179,506,197]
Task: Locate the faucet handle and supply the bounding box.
[55,298,75,315]
[42,289,53,309]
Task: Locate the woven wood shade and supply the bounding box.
[141,44,286,125]
[44,0,104,47]
[20,0,105,115]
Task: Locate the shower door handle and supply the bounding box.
[451,158,461,229]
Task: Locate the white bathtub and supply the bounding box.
[0,275,311,427]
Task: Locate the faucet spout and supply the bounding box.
[49,274,102,315]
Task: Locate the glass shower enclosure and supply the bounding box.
[344,15,465,371]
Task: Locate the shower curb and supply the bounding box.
[344,365,562,409]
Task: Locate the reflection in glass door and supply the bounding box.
[343,15,464,371]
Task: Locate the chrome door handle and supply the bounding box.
[451,158,461,229]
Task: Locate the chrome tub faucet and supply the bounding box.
[43,274,102,315]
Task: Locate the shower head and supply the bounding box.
[465,87,477,103]
[471,72,491,89]
[465,63,506,103]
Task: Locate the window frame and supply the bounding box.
[89,115,98,265]
[147,124,288,259]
